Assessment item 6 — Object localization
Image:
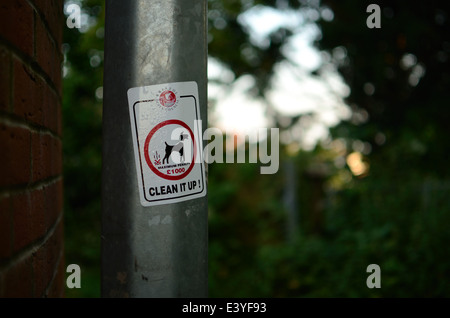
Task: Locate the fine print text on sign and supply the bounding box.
[128,81,207,207]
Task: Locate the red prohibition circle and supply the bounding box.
[144,119,196,181]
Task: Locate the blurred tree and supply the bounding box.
[207,0,450,297]
[63,0,104,297]
[318,0,450,179]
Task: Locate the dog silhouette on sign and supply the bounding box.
[162,132,189,164]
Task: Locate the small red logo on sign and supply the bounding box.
[159,90,177,107]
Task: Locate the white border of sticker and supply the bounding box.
[127,81,207,207]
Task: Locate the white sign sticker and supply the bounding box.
[127,81,206,206]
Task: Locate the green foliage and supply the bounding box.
[63,0,104,298]
[208,154,450,297]
[207,1,450,297]
[320,0,450,177]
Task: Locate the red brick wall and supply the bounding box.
[0,0,64,297]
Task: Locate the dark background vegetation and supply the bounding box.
[63,0,450,297]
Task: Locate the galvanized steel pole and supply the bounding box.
[102,0,208,297]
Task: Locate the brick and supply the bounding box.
[0,0,64,299]
[32,241,47,296]
[0,197,12,260]
[56,100,62,136]
[11,192,32,252]
[46,249,65,298]
[11,187,52,254]
[11,183,61,255]
[13,59,44,126]
[3,254,34,297]
[47,218,63,266]
[29,186,47,241]
[44,179,63,230]
[32,0,64,98]
[36,10,63,95]
[0,46,11,111]
[53,61,63,97]
[0,0,34,58]
[42,89,59,134]
[31,132,50,182]
[49,135,63,177]
[33,0,64,49]
[31,133,62,182]
[35,18,62,89]
[52,137,62,176]
[0,123,31,187]
[32,219,63,297]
